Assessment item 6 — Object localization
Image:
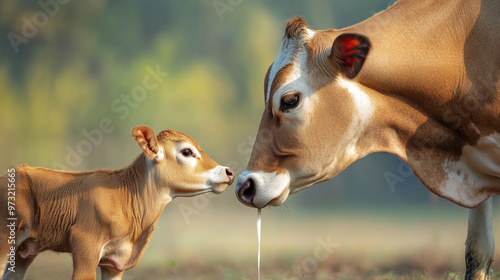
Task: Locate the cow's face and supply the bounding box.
[236,17,373,208]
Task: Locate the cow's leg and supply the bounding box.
[70,228,101,280]
[100,267,123,280]
[1,252,35,280]
[465,197,495,280]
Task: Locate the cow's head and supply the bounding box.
[236,17,374,208]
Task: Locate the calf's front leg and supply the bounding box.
[465,197,495,280]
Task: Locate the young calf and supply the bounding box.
[0,125,234,280]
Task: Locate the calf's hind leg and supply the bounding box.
[1,230,36,280]
[0,233,12,279]
[1,252,35,280]
[465,197,495,280]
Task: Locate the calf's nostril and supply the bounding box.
[226,168,235,180]
[225,168,235,185]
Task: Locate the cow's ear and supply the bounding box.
[330,33,371,79]
[132,125,160,160]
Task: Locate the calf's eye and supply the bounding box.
[181,148,193,157]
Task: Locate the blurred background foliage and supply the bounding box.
[2,1,500,278]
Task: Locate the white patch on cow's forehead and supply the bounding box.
[266,41,295,103]
[266,29,316,103]
[272,48,307,107]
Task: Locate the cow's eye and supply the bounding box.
[280,93,301,112]
[181,148,193,157]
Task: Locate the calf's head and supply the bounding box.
[132,125,234,196]
[236,17,374,208]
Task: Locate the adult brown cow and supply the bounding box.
[235,1,500,279]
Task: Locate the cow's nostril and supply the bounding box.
[242,179,254,198]
[237,178,256,206]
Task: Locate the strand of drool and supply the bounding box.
[257,208,262,280]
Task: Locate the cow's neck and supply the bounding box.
[355,0,476,112]
[347,0,481,148]
[342,0,494,206]
[350,2,473,144]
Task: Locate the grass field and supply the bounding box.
[21,195,500,280]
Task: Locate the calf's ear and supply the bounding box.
[330,33,371,79]
[132,125,161,160]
